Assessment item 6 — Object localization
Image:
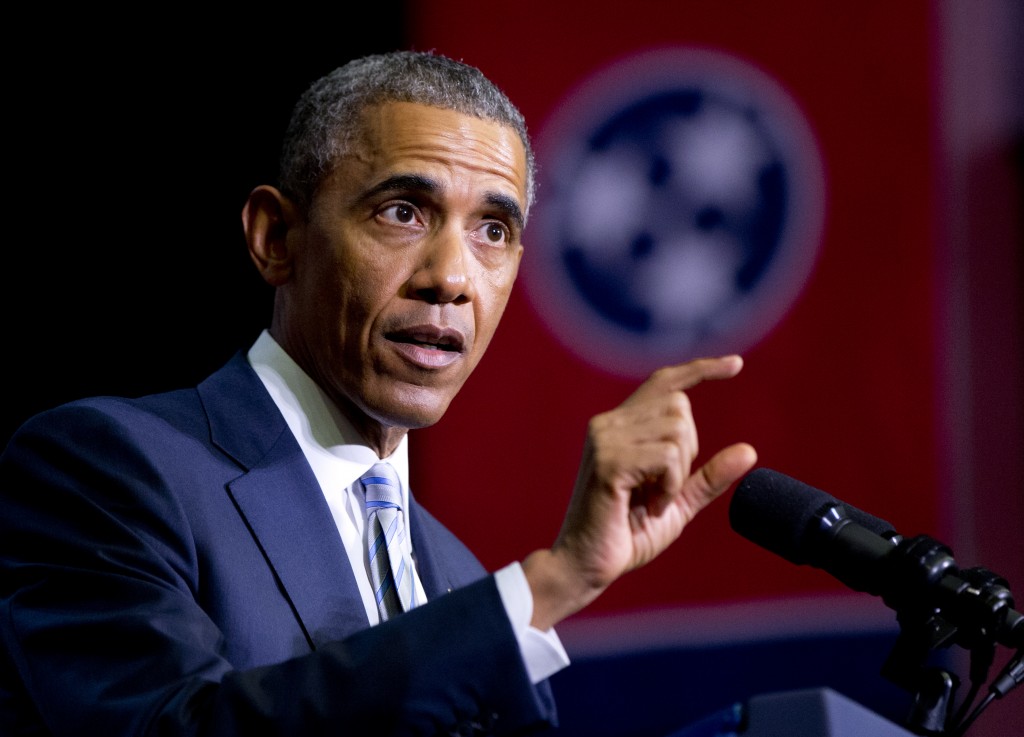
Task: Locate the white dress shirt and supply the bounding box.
[247,330,568,682]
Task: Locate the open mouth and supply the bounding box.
[388,334,461,352]
[385,325,467,359]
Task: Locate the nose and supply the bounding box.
[406,226,475,305]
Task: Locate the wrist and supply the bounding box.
[521,548,605,631]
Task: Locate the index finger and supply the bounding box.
[639,355,746,398]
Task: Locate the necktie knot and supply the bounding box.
[361,462,403,509]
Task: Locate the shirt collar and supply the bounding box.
[246,330,411,497]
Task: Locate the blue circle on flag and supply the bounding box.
[523,48,826,377]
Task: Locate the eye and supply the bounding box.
[378,202,419,225]
[478,221,510,246]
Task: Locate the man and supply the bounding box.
[0,50,756,735]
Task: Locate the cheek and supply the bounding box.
[335,277,387,344]
[316,240,394,326]
[475,267,519,334]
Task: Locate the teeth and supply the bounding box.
[409,339,450,351]
[417,336,454,349]
[388,332,459,351]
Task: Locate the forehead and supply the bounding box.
[346,101,528,208]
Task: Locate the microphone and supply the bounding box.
[729,466,900,571]
[729,467,1023,649]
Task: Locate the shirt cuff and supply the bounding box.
[494,561,571,683]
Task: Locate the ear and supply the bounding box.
[242,185,299,287]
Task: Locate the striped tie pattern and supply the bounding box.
[361,462,418,621]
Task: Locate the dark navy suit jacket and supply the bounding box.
[0,352,556,736]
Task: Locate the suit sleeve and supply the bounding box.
[0,403,557,737]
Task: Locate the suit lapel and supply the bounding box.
[408,495,488,599]
[409,500,457,598]
[199,353,370,648]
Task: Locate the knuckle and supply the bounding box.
[666,391,691,416]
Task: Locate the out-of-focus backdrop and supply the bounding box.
[6,3,1021,736]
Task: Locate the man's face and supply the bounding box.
[277,101,527,448]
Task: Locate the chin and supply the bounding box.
[369,384,456,431]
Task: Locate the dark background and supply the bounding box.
[5,8,409,444]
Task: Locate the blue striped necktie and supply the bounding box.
[361,462,419,621]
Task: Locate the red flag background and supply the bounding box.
[407,0,1021,613]
[402,3,1023,735]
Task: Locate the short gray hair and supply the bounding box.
[278,50,536,220]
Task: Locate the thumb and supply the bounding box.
[683,442,758,513]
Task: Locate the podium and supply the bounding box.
[668,687,916,736]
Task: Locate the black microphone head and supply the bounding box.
[729,468,833,565]
[729,468,898,565]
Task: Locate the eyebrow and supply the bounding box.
[361,174,525,232]
[484,192,525,232]
[361,174,438,202]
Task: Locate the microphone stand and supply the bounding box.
[874,535,1023,736]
